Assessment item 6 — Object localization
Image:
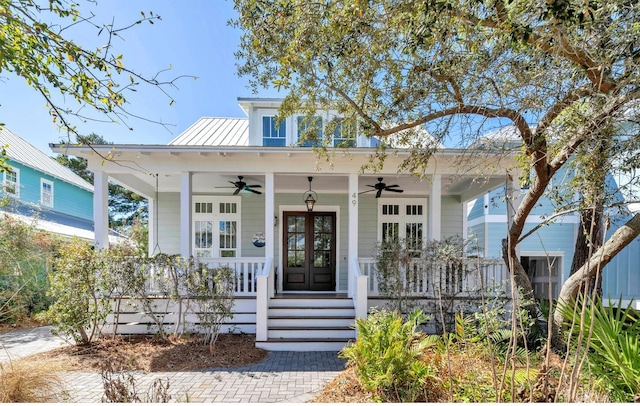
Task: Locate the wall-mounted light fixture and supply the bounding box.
[304,176,318,212]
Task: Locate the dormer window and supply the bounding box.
[297,116,323,147]
[332,119,357,148]
[262,116,286,146]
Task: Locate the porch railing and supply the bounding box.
[357,257,509,297]
[144,257,265,297]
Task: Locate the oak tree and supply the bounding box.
[232,0,640,341]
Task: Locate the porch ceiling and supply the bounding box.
[107,172,507,202]
[50,144,517,201]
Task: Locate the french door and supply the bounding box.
[283,211,336,291]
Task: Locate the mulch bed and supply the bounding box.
[23,333,268,373]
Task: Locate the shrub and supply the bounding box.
[559,295,640,402]
[0,212,58,325]
[340,309,440,402]
[0,359,67,402]
[101,365,171,403]
[41,238,113,344]
[185,263,236,352]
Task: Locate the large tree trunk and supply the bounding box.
[501,238,537,317]
[570,205,604,295]
[552,213,640,347]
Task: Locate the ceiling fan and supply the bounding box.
[360,177,404,198]
[216,176,262,195]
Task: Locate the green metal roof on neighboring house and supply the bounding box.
[0,127,93,192]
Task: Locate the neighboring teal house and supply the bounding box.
[467,127,640,310]
[0,127,95,240]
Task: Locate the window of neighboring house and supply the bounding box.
[378,198,427,256]
[193,196,241,258]
[262,116,287,146]
[522,255,562,300]
[40,179,53,207]
[3,169,19,197]
[332,119,357,148]
[297,116,323,147]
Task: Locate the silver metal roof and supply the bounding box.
[168,117,248,146]
[0,127,93,192]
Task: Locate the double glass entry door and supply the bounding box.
[282,212,336,291]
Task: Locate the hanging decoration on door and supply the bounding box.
[252,232,266,247]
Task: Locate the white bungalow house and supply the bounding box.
[51,98,515,351]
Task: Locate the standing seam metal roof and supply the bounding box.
[0,127,93,192]
[168,117,248,146]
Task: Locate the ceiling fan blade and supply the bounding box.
[385,184,399,189]
[376,189,382,198]
[248,189,262,195]
[246,184,262,188]
[387,189,403,193]
[233,188,241,195]
[359,190,374,194]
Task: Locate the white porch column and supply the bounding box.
[264,173,275,264]
[180,172,192,258]
[429,174,442,241]
[348,173,359,298]
[256,172,275,343]
[93,170,109,249]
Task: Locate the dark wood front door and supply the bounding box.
[283,211,336,291]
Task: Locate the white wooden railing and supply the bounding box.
[357,257,509,297]
[144,257,265,297]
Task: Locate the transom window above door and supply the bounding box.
[193,196,241,258]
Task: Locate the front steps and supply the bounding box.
[256,295,356,351]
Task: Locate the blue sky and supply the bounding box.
[2,0,279,155]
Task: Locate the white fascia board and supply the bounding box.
[467,214,580,227]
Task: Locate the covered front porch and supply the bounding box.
[53,144,516,350]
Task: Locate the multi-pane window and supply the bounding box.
[297,116,323,147]
[332,119,357,147]
[378,199,427,256]
[262,116,286,146]
[3,169,18,196]
[193,197,240,258]
[41,179,53,207]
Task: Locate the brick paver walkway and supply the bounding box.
[2,327,347,403]
[63,351,346,403]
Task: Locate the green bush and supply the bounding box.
[40,239,114,344]
[0,213,57,325]
[559,295,640,402]
[340,309,439,402]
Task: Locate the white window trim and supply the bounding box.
[3,168,19,197]
[261,115,287,146]
[377,198,428,244]
[192,196,241,258]
[40,178,54,207]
